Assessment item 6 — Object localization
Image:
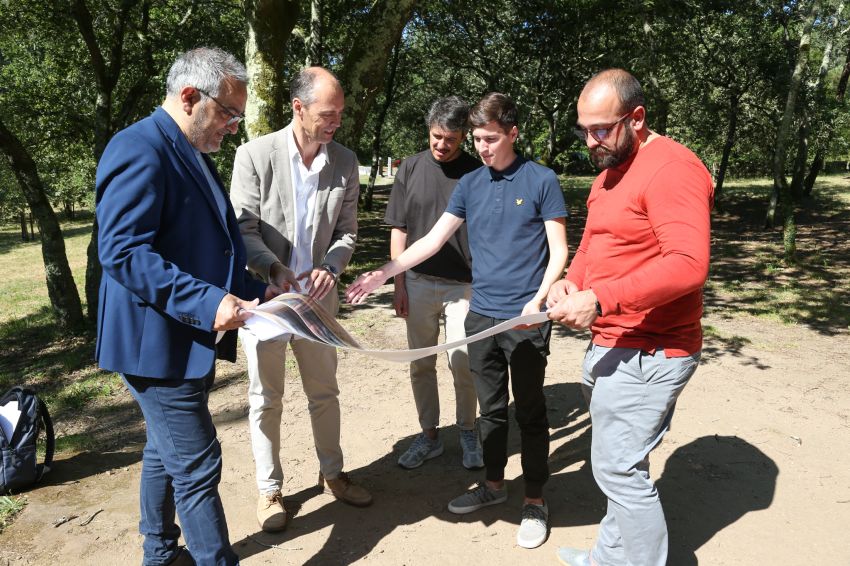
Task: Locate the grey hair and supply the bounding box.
[290,67,340,105]
[425,96,470,133]
[166,47,247,98]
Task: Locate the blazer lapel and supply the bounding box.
[312,145,333,261]
[153,108,228,232]
[271,129,296,244]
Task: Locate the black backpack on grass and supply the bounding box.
[0,387,54,494]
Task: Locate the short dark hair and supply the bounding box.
[469,92,517,131]
[425,96,470,133]
[586,68,645,113]
[289,66,340,105]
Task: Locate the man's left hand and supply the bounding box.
[514,298,545,330]
[299,268,336,301]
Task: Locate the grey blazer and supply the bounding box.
[230,125,359,311]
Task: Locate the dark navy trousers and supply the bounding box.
[124,372,238,566]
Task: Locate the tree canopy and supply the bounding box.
[0,0,847,326]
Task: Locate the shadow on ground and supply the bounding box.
[230,380,777,565]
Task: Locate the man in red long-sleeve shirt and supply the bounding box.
[550,69,714,566]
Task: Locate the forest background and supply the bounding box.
[0,0,849,558]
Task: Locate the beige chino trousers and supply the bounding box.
[404,271,477,431]
[239,292,344,495]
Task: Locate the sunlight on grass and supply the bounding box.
[0,495,26,533]
[0,216,91,324]
[52,372,122,412]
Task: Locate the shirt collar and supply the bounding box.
[489,155,525,181]
[287,124,328,174]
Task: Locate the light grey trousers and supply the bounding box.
[583,343,700,566]
[404,271,477,431]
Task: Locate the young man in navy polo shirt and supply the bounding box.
[347,93,568,549]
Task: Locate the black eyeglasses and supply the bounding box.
[197,88,244,126]
[574,113,631,143]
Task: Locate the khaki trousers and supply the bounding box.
[404,271,477,431]
[239,293,344,494]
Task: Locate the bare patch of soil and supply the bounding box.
[1,285,848,565]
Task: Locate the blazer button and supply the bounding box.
[224,249,233,257]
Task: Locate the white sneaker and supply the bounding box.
[516,501,548,549]
[459,428,484,469]
[398,433,444,469]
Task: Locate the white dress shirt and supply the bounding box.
[285,125,328,283]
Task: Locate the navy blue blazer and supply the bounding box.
[95,107,267,379]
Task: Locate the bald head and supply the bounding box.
[580,69,645,115]
[290,66,343,106]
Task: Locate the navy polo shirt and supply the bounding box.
[446,155,568,318]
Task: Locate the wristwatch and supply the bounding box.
[595,300,603,316]
[320,263,339,282]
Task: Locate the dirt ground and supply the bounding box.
[1,282,849,566]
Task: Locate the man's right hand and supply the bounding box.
[213,294,259,331]
[270,262,301,293]
[345,270,388,304]
[393,275,408,318]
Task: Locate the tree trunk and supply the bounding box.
[715,91,739,201]
[306,0,323,67]
[335,0,420,148]
[766,0,819,247]
[803,151,823,196]
[767,0,820,265]
[0,120,84,328]
[19,209,29,242]
[790,118,809,200]
[803,8,847,196]
[364,39,402,211]
[72,0,154,323]
[244,0,301,140]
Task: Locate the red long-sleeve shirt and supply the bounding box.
[567,136,714,357]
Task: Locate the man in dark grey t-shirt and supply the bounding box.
[384,96,483,470]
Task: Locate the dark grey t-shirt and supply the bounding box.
[384,149,482,282]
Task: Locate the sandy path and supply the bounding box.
[2,286,849,565]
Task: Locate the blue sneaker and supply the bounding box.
[459,428,484,469]
[398,433,444,469]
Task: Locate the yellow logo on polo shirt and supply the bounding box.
[515,198,523,206]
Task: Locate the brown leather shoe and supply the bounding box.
[319,471,373,507]
[257,490,287,532]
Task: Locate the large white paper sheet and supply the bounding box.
[0,400,20,441]
[243,293,550,363]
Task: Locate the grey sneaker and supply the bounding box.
[516,501,549,549]
[556,547,592,566]
[447,482,508,514]
[398,433,444,469]
[459,428,484,469]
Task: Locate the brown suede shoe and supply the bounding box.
[319,471,373,507]
[257,490,287,532]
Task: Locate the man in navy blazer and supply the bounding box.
[96,47,278,566]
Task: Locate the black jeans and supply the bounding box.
[465,310,551,499]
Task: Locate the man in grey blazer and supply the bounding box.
[230,67,372,533]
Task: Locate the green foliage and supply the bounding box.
[0,495,26,533]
